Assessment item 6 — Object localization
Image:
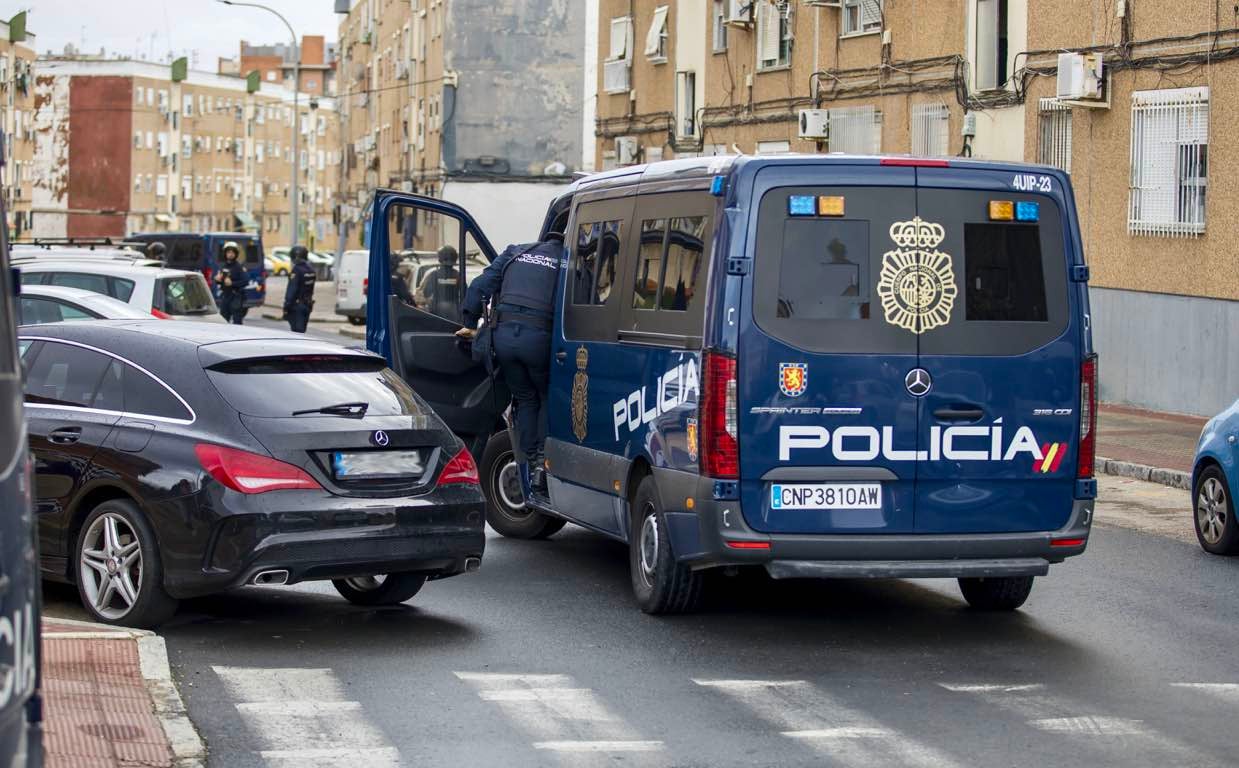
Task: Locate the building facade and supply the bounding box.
[222,36,337,98]
[0,16,35,239]
[334,0,587,249]
[588,0,1239,417]
[30,59,340,249]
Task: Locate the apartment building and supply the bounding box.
[221,36,337,98]
[30,58,340,249]
[334,0,587,249]
[0,13,35,238]
[589,0,1239,416]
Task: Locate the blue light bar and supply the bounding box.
[788,195,816,216]
[1016,201,1040,222]
[711,175,726,196]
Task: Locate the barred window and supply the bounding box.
[829,105,882,155]
[1129,87,1209,238]
[911,103,950,157]
[1038,98,1072,172]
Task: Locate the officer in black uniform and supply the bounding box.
[214,241,248,325]
[417,245,461,322]
[390,252,416,306]
[283,245,317,333]
[146,241,167,263]
[457,234,563,497]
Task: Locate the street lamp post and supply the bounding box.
[217,0,301,247]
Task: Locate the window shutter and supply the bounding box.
[645,6,669,58]
[610,17,631,59]
[861,0,882,28]
[758,2,780,63]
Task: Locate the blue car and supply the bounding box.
[365,154,1098,614]
[127,232,268,308]
[1193,400,1239,554]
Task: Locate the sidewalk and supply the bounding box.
[1097,404,1206,490]
[42,619,203,768]
[261,275,347,324]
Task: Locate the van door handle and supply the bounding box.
[554,351,567,364]
[933,407,984,422]
[48,427,83,445]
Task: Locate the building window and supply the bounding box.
[133,132,142,149]
[712,0,728,52]
[675,71,697,138]
[135,88,144,106]
[757,1,792,71]
[644,5,669,63]
[266,71,278,82]
[974,0,1009,90]
[828,105,882,154]
[1129,87,1209,238]
[1037,98,1072,172]
[183,95,193,116]
[604,16,634,93]
[156,175,167,197]
[911,103,950,157]
[756,140,792,155]
[843,0,882,36]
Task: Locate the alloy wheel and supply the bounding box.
[79,513,143,620]
[638,504,659,588]
[1197,477,1229,545]
[493,454,528,514]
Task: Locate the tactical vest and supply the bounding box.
[293,262,317,304]
[497,242,561,317]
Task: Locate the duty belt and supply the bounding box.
[495,303,551,330]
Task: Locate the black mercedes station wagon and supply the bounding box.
[19,320,485,627]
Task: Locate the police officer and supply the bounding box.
[390,252,416,306]
[417,245,461,322]
[456,234,563,497]
[146,241,167,263]
[214,241,248,325]
[283,245,317,333]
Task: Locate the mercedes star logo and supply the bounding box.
[373,430,390,447]
[905,368,932,397]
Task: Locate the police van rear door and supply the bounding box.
[912,166,1078,533]
[741,165,920,534]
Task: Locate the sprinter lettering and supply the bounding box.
[612,359,700,440]
[778,423,1044,463]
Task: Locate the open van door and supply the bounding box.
[367,190,507,452]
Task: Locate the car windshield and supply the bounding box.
[205,355,434,418]
[158,276,217,316]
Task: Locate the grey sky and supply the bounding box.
[14,1,340,70]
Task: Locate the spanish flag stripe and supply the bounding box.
[1049,444,1066,473]
[1040,443,1060,474]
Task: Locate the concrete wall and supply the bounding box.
[446,0,585,176]
[441,180,572,252]
[1091,287,1239,417]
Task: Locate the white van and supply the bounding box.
[334,249,370,325]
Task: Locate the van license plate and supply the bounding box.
[770,483,882,510]
[333,450,424,480]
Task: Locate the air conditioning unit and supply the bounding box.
[1056,52,1107,107]
[615,136,639,166]
[726,0,754,26]
[798,109,829,139]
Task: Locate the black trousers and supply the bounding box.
[219,292,246,325]
[287,303,311,333]
[494,321,550,463]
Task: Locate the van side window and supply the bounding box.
[571,221,621,306]
[660,217,706,312]
[632,219,666,310]
[620,192,713,341]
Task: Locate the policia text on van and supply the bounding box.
[365,154,1096,615]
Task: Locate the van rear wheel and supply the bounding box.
[479,432,565,540]
[958,575,1035,611]
[629,475,703,615]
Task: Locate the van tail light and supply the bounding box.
[150,308,171,319]
[700,352,739,479]
[203,267,213,284]
[1077,355,1098,479]
[437,447,480,486]
[194,444,321,494]
[362,278,369,297]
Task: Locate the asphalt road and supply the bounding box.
[43,481,1239,768]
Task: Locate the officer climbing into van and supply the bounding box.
[418,245,461,322]
[456,233,564,498]
[283,245,317,333]
[215,241,248,325]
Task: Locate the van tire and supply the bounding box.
[957,576,1035,611]
[75,499,178,629]
[629,475,703,615]
[332,573,427,606]
[1193,465,1239,554]
[479,432,565,540]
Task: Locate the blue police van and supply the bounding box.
[366,154,1097,614]
[127,232,268,307]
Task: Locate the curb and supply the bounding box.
[1097,455,1191,491]
[43,616,207,768]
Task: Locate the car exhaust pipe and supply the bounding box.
[464,557,481,573]
[252,569,289,586]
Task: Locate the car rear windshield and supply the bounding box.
[157,276,217,316]
[754,186,1069,355]
[205,355,432,418]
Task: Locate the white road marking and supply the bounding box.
[1172,683,1239,702]
[940,682,1221,766]
[214,666,400,768]
[455,671,664,760]
[694,679,961,768]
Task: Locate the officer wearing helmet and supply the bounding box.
[283,245,317,333]
[456,232,564,498]
[417,245,461,322]
[214,241,248,324]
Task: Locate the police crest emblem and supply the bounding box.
[571,346,589,442]
[779,362,808,398]
[876,217,957,334]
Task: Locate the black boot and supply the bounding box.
[530,455,548,495]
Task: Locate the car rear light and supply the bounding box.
[203,267,213,284]
[437,447,480,485]
[1051,537,1086,548]
[726,541,770,550]
[1077,355,1098,479]
[362,278,368,296]
[880,158,950,167]
[150,308,171,319]
[700,352,739,479]
[194,444,321,494]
